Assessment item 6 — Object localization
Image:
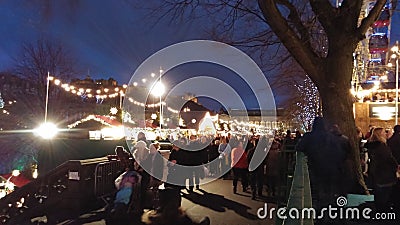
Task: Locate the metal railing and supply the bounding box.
[0,157,116,224]
[275,144,297,206]
[94,160,124,205]
[278,152,313,225]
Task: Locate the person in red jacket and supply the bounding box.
[230,137,249,193]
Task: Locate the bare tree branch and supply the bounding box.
[258,0,322,83]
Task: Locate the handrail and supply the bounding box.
[0,157,113,224]
[281,151,313,225]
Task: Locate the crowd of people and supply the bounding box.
[296,117,400,224]
[105,119,400,225]
[105,130,298,224]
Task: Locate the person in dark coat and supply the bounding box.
[208,139,220,176]
[387,125,400,163]
[296,117,348,211]
[387,125,400,213]
[142,142,165,189]
[364,127,398,212]
[166,141,187,190]
[329,124,353,195]
[108,146,134,171]
[265,137,281,197]
[247,136,267,199]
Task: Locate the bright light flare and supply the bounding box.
[32,169,38,179]
[101,126,124,140]
[11,170,20,177]
[34,122,59,139]
[151,81,165,97]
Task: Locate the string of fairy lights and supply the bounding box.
[67,115,116,128]
[47,76,181,114]
[48,76,126,99]
[295,78,320,131]
[49,76,275,133]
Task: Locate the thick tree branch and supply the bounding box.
[277,0,313,51]
[357,0,387,36]
[309,0,336,29]
[258,0,322,82]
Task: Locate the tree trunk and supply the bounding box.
[318,54,369,194]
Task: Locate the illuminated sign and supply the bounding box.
[369,103,398,120]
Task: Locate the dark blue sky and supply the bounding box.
[1,1,400,109]
[0,1,205,82]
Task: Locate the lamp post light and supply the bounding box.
[391,41,399,125]
[150,69,165,130]
[34,72,58,139]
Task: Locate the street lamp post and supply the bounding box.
[391,41,399,125]
[45,71,50,123]
[34,72,58,139]
[150,68,165,131]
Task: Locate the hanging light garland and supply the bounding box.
[48,76,181,114]
[67,115,115,128]
[48,76,125,100]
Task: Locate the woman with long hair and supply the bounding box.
[364,127,398,211]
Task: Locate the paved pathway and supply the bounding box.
[55,178,276,225]
[53,178,399,225]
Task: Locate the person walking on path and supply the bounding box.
[247,136,267,199]
[231,138,249,194]
[218,136,231,178]
[265,137,281,197]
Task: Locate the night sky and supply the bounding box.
[0,1,205,82]
[1,1,400,110]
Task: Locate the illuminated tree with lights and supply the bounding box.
[295,77,320,132]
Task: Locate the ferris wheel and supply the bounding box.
[352,0,397,92]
